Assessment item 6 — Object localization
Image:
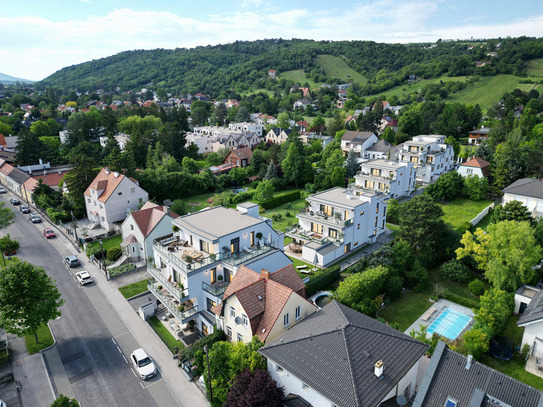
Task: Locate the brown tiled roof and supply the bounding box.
[31,170,69,188]
[225,147,253,163]
[255,280,294,342]
[0,134,6,148]
[23,177,39,193]
[130,202,170,237]
[269,264,306,297]
[462,156,489,168]
[84,168,126,202]
[0,163,14,176]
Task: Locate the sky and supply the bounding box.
[1,0,542,81]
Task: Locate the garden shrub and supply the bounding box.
[107,247,122,261]
[231,191,255,205]
[260,190,301,210]
[0,234,19,254]
[109,263,135,277]
[178,329,225,372]
[46,207,71,223]
[468,279,486,296]
[305,266,340,297]
[440,259,469,283]
[86,245,104,259]
[441,291,479,309]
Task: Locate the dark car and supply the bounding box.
[29,214,41,223]
[10,198,20,205]
[43,228,56,239]
[20,205,31,214]
[65,255,80,267]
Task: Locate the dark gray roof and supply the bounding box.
[413,341,543,407]
[259,301,428,407]
[7,167,30,185]
[469,128,491,135]
[518,289,543,326]
[342,131,375,143]
[367,139,392,152]
[283,394,313,407]
[502,178,543,200]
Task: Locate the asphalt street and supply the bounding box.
[0,192,179,406]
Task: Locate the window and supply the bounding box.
[206,298,216,311]
[295,306,301,320]
[376,203,379,214]
[130,224,134,230]
[357,223,360,230]
[467,168,473,174]
[227,326,233,339]
[302,383,310,390]
[375,217,378,227]
[359,211,364,216]
[354,241,358,246]
[445,398,457,407]
[311,222,323,234]
[237,333,243,342]
[101,216,105,221]
[87,198,91,203]
[242,314,248,326]
[118,191,123,196]
[329,228,338,239]
[139,197,143,203]
[284,313,290,327]
[230,306,235,318]
[100,204,104,209]
[276,364,284,374]
[131,187,135,193]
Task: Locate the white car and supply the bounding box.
[130,348,157,380]
[75,271,93,285]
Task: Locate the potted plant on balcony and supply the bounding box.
[172,225,179,233]
[222,246,230,254]
[178,305,185,313]
[209,253,216,262]
[188,319,195,332]
[217,275,224,282]
[158,285,163,291]
[256,232,263,245]
[185,254,193,263]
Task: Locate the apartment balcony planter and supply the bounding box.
[202,281,229,299]
[298,209,352,228]
[147,279,198,323]
[147,265,189,303]
[286,225,344,245]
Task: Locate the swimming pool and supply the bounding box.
[427,308,472,341]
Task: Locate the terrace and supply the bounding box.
[147,278,199,323]
[147,264,189,303]
[202,281,229,299]
[285,224,344,245]
[297,208,354,228]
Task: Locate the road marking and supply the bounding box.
[116,345,122,354]
[139,382,145,389]
[111,338,117,345]
[113,331,130,339]
[132,370,137,378]
[122,355,128,364]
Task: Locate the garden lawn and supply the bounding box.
[86,235,122,254]
[148,316,185,353]
[439,198,493,229]
[180,192,216,212]
[119,279,149,299]
[25,324,54,354]
[260,190,310,234]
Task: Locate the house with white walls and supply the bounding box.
[212,264,316,344]
[84,168,149,231]
[340,131,379,161]
[120,202,177,263]
[516,285,543,359]
[286,187,387,267]
[395,135,454,184]
[457,156,490,178]
[352,159,416,199]
[147,202,291,337]
[259,301,428,407]
[502,178,543,218]
[228,122,264,136]
[265,128,291,144]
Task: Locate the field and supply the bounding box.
[381,75,471,100]
[439,198,494,229]
[280,70,321,89]
[526,58,543,77]
[315,55,368,85]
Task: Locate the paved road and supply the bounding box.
[1,193,179,406]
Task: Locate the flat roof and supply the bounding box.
[308,187,375,208]
[361,159,409,170]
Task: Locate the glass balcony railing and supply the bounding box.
[147,265,189,303]
[202,281,229,298]
[298,209,353,228]
[148,279,198,323]
[285,225,344,245]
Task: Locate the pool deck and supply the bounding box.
[404,298,476,339]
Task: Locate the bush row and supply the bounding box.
[305,265,341,297]
[260,190,301,210]
[178,329,225,373]
[109,263,135,278]
[441,291,479,309]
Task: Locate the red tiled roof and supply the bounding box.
[129,202,170,237]
[32,170,69,188]
[0,134,6,148]
[22,177,39,193]
[0,163,14,176]
[462,157,490,168]
[84,168,126,202]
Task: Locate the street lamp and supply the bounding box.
[204,345,213,403]
[70,211,79,244]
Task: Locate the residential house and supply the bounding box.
[147,202,291,337]
[365,139,393,160]
[223,147,253,168]
[337,83,351,91]
[265,128,292,144]
[457,157,490,178]
[353,159,416,199]
[516,285,543,359]
[293,99,312,110]
[259,301,428,407]
[212,264,316,344]
[379,116,398,134]
[0,162,30,200]
[299,133,333,147]
[187,127,260,153]
[502,178,543,218]
[84,168,149,231]
[296,120,309,132]
[373,100,391,111]
[468,127,490,145]
[99,133,130,151]
[413,341,542,407]
[395,135,455,184]
[0,134,7,149]
[268,70,276,78]
[286,187,387,267]
[121,202,177,263]
[340,131,379,162]
[253,114,277,125]
[228,122,264,137]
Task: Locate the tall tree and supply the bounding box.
[0,201,15,230]
[345,149,360,178]
[224,369,284,407]
[15,129,45,165]
[0,259,64,342]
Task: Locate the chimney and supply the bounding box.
[261,269,271,280]
[113,171,119,178]
[374,360,384,378]
[105,167,110,174]
[465,355,473,370]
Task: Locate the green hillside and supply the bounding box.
[526,58,543,77]
[280,69,321,88]
[315,55,368,85]
[380,75,470,99]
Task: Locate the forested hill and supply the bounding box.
[37,37,543,97]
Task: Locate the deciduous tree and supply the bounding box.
[225,369,284,407]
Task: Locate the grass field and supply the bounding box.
[25,324,54,354]
[526,58,543,77]
[119,279,149,299]
[315,55,368,85]
[86,235,122,254]
[380,75,471,100]
[280,70,321,89]
[148,316,185,354]
[439,198,494,229]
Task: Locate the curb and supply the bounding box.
[40,321,58,400]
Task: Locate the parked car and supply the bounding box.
[65,255,80,267]
[10,198,20,205]
[76,271,93,285]
[29,214,41,223]
[20,205,31,214]
[0,187,6,193]
[130,348,157,380]
[43,228,56,239]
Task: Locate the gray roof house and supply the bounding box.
[259,301,428,407]
[413,341,543,407]
[502,178,543,218]
[516,286,543,359]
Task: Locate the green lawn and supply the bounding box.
[260,191,310,234]
[526,58,543,77]
[280,70,321,89]
[25,324,54,354]
[315,55,368,85]
[439,198,494,229]
[147,316,185,354]
[119,279,149,299]
[86,235,122,254]
[181,192,216,212]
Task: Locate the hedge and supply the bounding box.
[230,191,255,205]
[441,291,479,309]
[178,329,225,373]
[86,245,104,259]
[305,265,341,297]
[107,247,122,261]
[109,263,135,278]
[260,190,301,210]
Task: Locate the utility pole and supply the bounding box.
[204,345,213,403]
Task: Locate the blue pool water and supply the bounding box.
[427,308,472,341]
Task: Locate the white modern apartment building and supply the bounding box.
[286,187,387,267]
[186,129,260,154]
[353,159,416,199]
[340,131,379,162]
[395,135,454,184]
[147,202,290,337]
[228,122,264,136]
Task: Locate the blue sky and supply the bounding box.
[1,0,542,81]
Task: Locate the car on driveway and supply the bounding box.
[20,205,31,214]
[76,271,93,285]
[29,213,41,223]
[43,228,56,239]
[65,255,80,267]
[130,348,157,380]
[10,198,20,205]
[0,187,6,193]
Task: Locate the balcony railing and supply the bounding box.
[148,279,198,323]
[285,225,344,245]
[147,265,189,303]
[222,244,276,268]
[298,209,353,228]
[202,281,229,298]
[356,172,395,182]
[153,240,219,274]
[348,183,389,195]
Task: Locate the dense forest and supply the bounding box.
[37,37,543,97]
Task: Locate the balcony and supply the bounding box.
[221,243,276,268]
[148,279,199,323]
[298,209,354,228]
[356,172,395,182]
[348,183,389,195]
[147,265,189,303]
[202,281,229,299]
[285,224,344,245]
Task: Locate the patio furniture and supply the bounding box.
[296,265,308,270]
[169,320,180,332]
[421,306,437,321]
[537,358,543,371]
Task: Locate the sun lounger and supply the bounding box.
[421,306,437,321]
[296,265,308,270]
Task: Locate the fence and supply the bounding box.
[470,200,499,226]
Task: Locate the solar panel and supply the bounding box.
[445,399,457,407]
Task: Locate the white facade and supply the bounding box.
[340,133,379,162]
[228,122,264,136]
[354,159,416,199]
[121,211,174,262]
[396,135,455,184]
[457,165,485,178]
[265,128,290,144]
[503,194,543,218]
[287,187,387,267]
